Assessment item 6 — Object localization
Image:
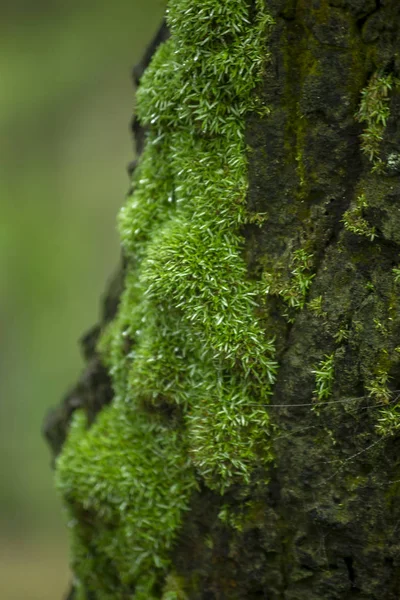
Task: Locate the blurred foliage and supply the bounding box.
[0,0,163,551]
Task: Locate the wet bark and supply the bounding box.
[44,3,400,598]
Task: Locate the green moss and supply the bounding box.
[307,295,326,319]
[55,0,276,596]
[333,327,349,344]
[393,267,400,284]
[367,370,391,405]
[161,573,188,600]
[342,192,377,241]
[376,402,400,436]
[261,249,315,323]
[57,408,195,597]
[355,72,399,173]
[218,498,265,534]
[312,353,335,402]
[282,37,314,195]
[365,346,392,405]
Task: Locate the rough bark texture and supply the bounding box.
[45,2,400,599]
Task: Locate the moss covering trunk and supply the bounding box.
[45,1,400,598]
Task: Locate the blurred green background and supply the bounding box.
[1,1,164,597]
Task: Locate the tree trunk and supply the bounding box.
[44,2,400,599]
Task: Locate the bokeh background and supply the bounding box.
[1,1,164,597]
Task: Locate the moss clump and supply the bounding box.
[308,295,325,319]
[261,249,315,323]
[56,0,276,596]
[342,192,377,240]
[355,72,399,173]
[393,266,400,284]
[161,573,188,600]
[312,353,335,402]
[333,326,350,344]
[367,370,391,404]
[57,408,196,597]
[376,402,400,436]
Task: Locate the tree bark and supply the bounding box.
[45,2,400,599]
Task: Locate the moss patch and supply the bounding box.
[355,71,399,173]
[57,408,195,597]
[55,0,276,596]
[342,192,377,241]
[312,353,335,402]
[261,248,315,323]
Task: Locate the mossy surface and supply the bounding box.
[57,407,195,597]
[355,72,400,173]
[160,2,400,598]
[56,1,276,596]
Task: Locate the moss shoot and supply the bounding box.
[56,1,276,596]
[355,72,399,173]
[342,192,377,241]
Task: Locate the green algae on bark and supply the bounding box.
[55,1,276,596]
